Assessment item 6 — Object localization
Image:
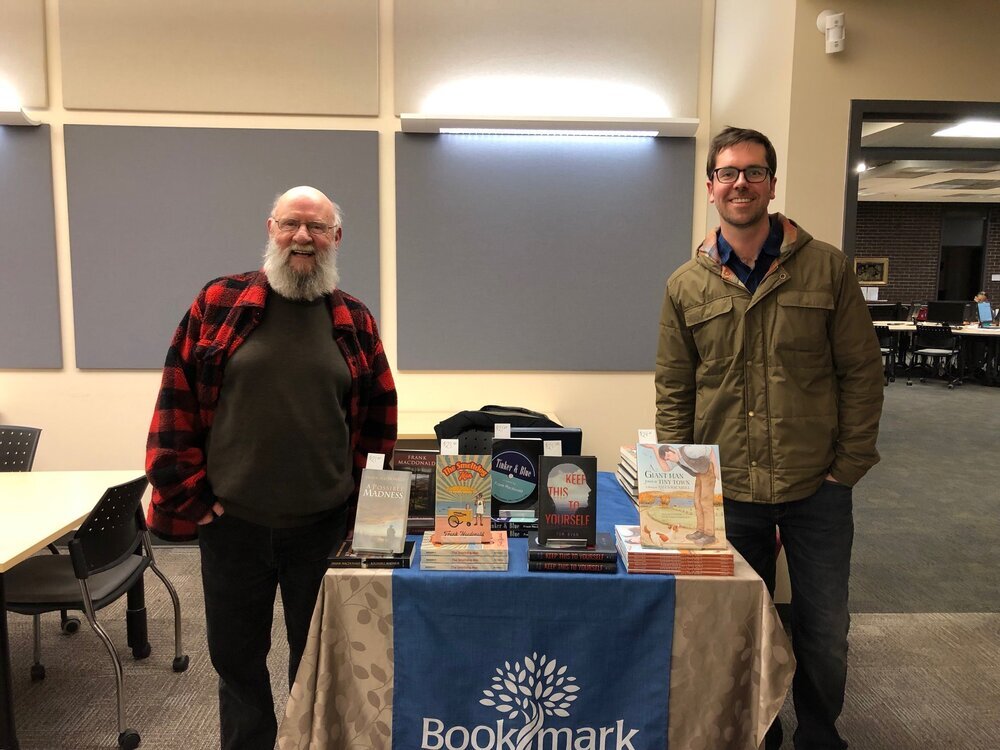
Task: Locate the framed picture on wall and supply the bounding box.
[854,257,889,286]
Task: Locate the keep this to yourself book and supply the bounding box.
[433,454,493,544]
[528,531,617,563]
[636,443,726,550]
[352,468,412,555]
[536,455,598,547]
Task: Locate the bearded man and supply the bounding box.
[146,185,397,750]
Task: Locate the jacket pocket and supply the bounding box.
[775,290,834,353]
[683,296,735,363]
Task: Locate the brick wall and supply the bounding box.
[855,202,1000,304]
[985,207,1000,303]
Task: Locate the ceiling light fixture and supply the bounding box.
[933,120,1000,138]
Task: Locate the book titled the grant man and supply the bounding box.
[636,443,726,550]
[351,468,412,555]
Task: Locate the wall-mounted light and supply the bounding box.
[816,10,845,54]
[0,83,39,126]
[400,114,698,138]
[0,107,38,126]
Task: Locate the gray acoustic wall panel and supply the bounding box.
[64,126,379,369]
[0,125,62,369]
[395,133,695,371]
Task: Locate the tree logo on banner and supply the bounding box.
[478,652,579,750]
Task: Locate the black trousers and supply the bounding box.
[198,509,347,750]
[725,481,854,750]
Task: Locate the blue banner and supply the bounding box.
[392,532,675,750]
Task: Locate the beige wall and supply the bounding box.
[785,0,1000,246]
[0,0,715,474]
[9,0,998,475]
[709,0,796,230]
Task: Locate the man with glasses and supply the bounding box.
[146,185,397,750]
[655,127,883,749]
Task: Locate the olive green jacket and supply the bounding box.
[655,214,883,503]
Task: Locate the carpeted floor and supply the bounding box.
[7,381,1000,749]
[851,380,1000,613]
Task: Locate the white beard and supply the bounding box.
[262,237,340,301]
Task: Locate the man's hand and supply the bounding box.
[196,501,225,525]
[825,473,839,483]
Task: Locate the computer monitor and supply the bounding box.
[509,427,583,455]
[978,301,993,325]
[925,301,967,326]
[867,302,903,321]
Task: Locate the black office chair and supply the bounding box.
[906,323,962,389]
[0,425,81,634]
[0,424,41,471]
[873,325,898,385]
[4,476,189,750]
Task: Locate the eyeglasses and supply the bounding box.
[710,166,772,184]
[273,218,335,236]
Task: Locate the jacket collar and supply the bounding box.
[697,213,810,266]
[246,269,356,332]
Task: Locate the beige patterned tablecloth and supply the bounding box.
[278,558,793,750]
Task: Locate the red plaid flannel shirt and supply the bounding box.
[145,271,397,541]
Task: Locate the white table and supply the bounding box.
[1,470,143,750]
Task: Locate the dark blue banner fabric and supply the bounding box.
[392,477,675,750]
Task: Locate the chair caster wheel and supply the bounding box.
[172,654,190,673]
[30,664,45,681]
[118,728,141,749]
[62,617,81,635]
[132,642,151,660]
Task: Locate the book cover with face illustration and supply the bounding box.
[537,455,597,547]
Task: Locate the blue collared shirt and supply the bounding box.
[717,215,784,294]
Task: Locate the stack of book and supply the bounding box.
[616,444,638,504]
[527,532,618,574]
[419,531,509,571]
[328,540,416,569]
[614,525,734,576]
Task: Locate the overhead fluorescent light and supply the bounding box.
[400,114,697,138]
[0,107,39,126]
[934,120,1000,138]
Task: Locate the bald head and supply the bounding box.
[270,186,342,228]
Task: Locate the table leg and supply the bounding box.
[126,574,149,660]
[1,573,21,750]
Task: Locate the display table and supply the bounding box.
[278,475,793,750]
[1,470,144,750]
